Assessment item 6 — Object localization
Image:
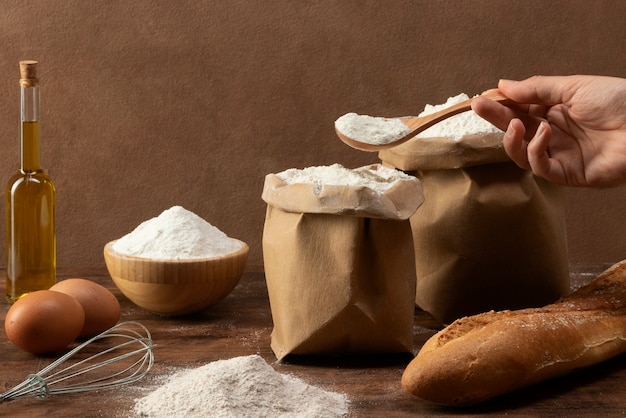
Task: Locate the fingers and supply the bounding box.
[498,76,573,106]
[502,119,551,174]
[506,120,567,185]
[526,121,553,177]
[471,97,519,132]
[502,119,530,170]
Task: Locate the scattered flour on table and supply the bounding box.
[416,93,503,140]
[132,354,349,418]
[335,112,411,145]
[276,163,414,194]
[112,206,242,260]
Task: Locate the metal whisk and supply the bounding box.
[1,321,154,402]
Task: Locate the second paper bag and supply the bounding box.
[380,134,570,325]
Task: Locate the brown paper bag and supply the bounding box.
[261,164,423,360]
[380,134,570,325]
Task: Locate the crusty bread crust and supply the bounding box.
[402,259,626,406]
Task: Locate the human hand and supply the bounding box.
[471,75,626,187]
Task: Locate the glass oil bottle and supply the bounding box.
[5,60,56,303]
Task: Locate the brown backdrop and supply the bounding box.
[0,0,624,271]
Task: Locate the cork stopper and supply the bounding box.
[19,60,39,87]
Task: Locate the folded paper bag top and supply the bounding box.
[261,164,423,359]
[379,132,508,171]
[261,163,424,220]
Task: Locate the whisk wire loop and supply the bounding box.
[1,321,154,403]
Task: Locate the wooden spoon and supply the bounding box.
[335,90,509,152]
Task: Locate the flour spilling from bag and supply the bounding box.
[132,354,349,418]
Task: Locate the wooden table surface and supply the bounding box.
[1,265,625,418]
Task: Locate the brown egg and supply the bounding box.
[50,278,121,338]
[5,290,85,354]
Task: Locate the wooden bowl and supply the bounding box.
[103,240,248,316]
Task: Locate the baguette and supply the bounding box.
[402,259,626,406]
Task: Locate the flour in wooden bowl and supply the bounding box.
[112,206,242,260]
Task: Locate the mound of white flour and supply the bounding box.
[416,93,503,140]
[112,206,242,260]
[335,112,411,145]
[132,355,349,418]
[276,163,414,194]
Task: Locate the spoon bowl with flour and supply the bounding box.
[335,90,509,151]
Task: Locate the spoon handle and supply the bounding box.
[403,90,508,132]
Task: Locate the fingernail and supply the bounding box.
[536,121,548,137]
[504,121,515,138]
[505,120,521,140]
[498,79,519,88]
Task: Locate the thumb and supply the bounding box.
[498,76,573,106]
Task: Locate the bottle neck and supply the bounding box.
[20,85,41,172]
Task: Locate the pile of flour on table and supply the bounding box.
[416,93,503,140]
[276,163,414,194]
[132,354,349,418]
[112,206,242,260]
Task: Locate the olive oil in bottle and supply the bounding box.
[5,60,56,303]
